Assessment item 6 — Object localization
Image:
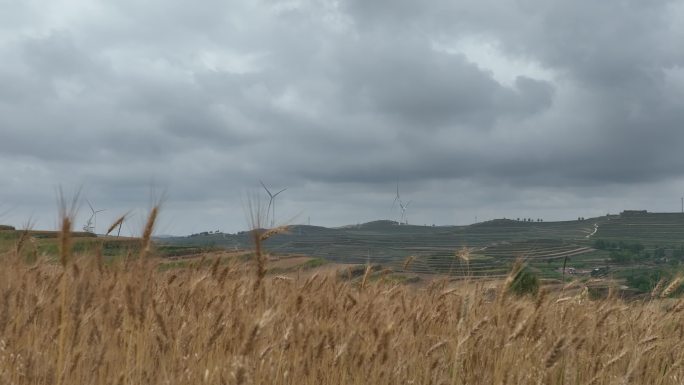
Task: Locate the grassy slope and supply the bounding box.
[0,229,140,262]
[6,211,684,289]
[158,213,684,293]
[161,217,604,279]
[593,212,684,246]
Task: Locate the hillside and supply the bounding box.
[6,211,680,291]
[161,212,684,291]
[593,212,684,246]
[161,217,602,279]
[0,227,140,259]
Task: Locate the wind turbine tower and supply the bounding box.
[260,180,287,228]
[83,200,105,234]
[392,183,404,224]
[391,183,414,225]
[399,200,412,225]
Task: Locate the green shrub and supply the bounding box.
[626,270,664,293]
[301,257,327,269]
[610,250,635,264]
[509,268,540,296]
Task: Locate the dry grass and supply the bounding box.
[1,215,684,384]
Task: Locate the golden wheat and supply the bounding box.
[0,214,683,384]
[106,214,127,236]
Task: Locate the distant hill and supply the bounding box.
[160,217,604,278]
[158,213,684,285]
[340,220,399,229]
[0,228,96,239]
[593,211,684,246]
[0,228,141,259]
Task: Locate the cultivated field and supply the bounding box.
[2,212,684,384]
[163,218,602,279]
[593,212,684,246]
[163,212,684,292]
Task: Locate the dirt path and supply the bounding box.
[586,223,599,238]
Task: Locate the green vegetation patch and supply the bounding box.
[508,268,540,296]
[268,257,329,274]
[156,245,209,257]
[301,257,328,269]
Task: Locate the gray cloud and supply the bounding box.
[1,0,683,234]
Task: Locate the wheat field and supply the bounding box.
[1,212,684,385]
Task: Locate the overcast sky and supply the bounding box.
[2,0,684,235]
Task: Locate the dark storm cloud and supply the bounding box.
[333,40,555,127]
[1,0,684,233]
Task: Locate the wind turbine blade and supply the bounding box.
[273,188,287,197]
[86,199,95,214]
[260,180,273,198]
[392,182,402,208]
[265,200,272,227]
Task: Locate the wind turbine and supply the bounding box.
[399,200,411,225]
[83,200,105,234]
[260,180,287,228]
[392,183,404,224]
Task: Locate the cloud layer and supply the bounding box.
[1,0,684,234]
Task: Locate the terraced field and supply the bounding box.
[6,211,682,285]
[593,212,684,246]
[163,218,602,279]
[389,239,596,279]
[157,211,684,284]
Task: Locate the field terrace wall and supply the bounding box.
[161,219,607,280]
[594,212,684,246]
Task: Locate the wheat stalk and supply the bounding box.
[260,226,289,241]
[661,276,684,298]
[139,206,159,260]
[106,214,127,236]
[545,336,566,369]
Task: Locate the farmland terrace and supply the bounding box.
[162,217,607,279]
[593,211,684,246]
